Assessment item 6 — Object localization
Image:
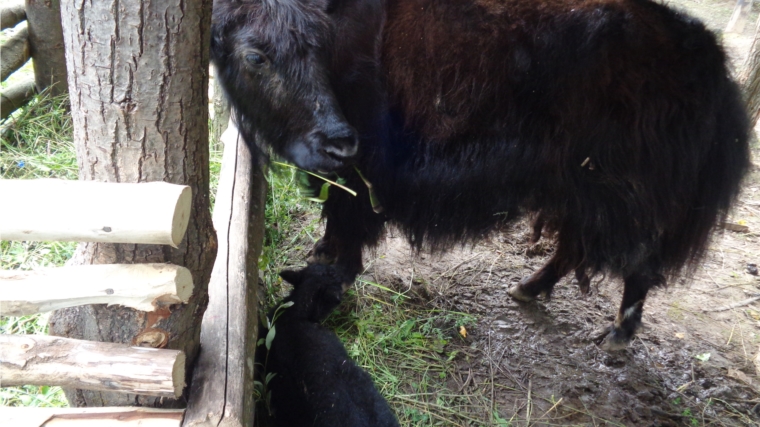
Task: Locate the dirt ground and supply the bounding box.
[356,1,760,425]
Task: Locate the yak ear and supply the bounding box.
[279,269,304,287]
[318,0,343,13]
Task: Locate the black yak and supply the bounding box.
[210,0,751,350]
[260,264,399,427]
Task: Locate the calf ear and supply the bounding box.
[280,269,304,286]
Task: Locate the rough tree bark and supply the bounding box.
[25,0,69,96]
[48,0,217,408]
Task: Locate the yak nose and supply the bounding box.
[317,128,359,159]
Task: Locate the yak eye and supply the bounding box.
[245,51,268,67]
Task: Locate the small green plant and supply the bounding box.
[254,300,294,415]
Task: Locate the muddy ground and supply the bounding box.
[355,1,760,425]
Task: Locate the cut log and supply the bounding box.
[0,334,185,398]
[0,263,193,316]
[0,407,185,427]
[184,120,267,426]
[0,0,26,30]
[0,179,191,247]
[0,74,36,120]
[1,22,30,81]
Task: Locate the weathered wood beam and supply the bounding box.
[209,67,230,150]
[0,407,185,427]
[726,0,754,33]
[0,263,193,316]
[0,74,35,120]
[0,0,25,31]
[1,22,30,81]
[183,120,267,427]
[0,179,191,247]
[0,334,185,398]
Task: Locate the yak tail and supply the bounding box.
[662,72,751,278]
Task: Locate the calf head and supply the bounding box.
[279,264,350,322]
[211,0,379,173]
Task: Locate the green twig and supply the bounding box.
[272,161,357,196]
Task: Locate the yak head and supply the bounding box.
[211,0,383,173]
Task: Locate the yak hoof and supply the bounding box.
[508,282,536,302]
[593,325,630,352]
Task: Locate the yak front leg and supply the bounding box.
[307,172,385,281]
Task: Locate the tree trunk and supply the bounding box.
[741,16,760,127]
[48,0,217,408]
[25,0,69,97]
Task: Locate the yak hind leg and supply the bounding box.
[596,267,662,351]
[509,252,573,302]
[575,265,591,295]
[529,213,546,244]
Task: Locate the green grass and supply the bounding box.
[326,288,486,426]
[258,163,323,303]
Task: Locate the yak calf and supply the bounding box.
[260,264,399,427]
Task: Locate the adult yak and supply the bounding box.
[210,0,751,350]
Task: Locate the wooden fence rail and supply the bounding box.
[0,180,192,246]
[0,0,25,30]
[0,406,185,427]
[0,335,185,398]
[0,263,194,316]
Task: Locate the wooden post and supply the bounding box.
[0,180,192,247]
[0,407,185,427]
[0,0,25,30]
[1,22,30,81]
[0,75,35,120]
[209,66,230,150]
[726,0,754,33]
[25,0,69,96]
[741,11,760,129]
[0,264,194,316]
[0,335,185,398]
[183,121,267,427]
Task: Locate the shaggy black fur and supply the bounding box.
[211,0,751,349]
[260,264,399,427]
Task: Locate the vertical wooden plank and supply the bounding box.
[183,121,266,427]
